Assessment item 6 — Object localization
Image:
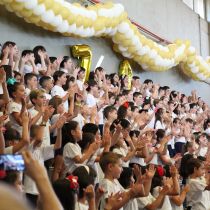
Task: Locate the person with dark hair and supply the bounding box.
[39,75,53,100]
[0,41,19,71]
[51,71,70,112]
[76,67,86,91]
[185,158,210,210]
[19,50,38,75]
[154,108,165,130]
[33,45,49,75]
[103,105,117,122]
[86,79,98,108]
[53,177,77,210]
[13,71,22,83]
[73,165,97,210]
[8,82,26,135]
[133,92,143,108]
[60,56,74,75]
[24,73,38,97]
[63,121,100,175]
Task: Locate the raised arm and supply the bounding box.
[22,151,63,210]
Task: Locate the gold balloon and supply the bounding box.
[119,60,133,90]
[71,45,92,82]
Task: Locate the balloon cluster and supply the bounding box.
[1,0,210,83]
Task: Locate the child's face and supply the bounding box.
[46,79,54,90]
[72,124,82,141]
[111,159,123,179]
[28,76,38,89]
[78,71,85,80]
[109,110,117,121]
[113,74,119,82]
[58,74,67,85]
[35,92,46,106]
[28,53,35,62]
[57,103,64,114]
[195,164,205,177]
[14,84,26,99]
[15,75,21,83]
[34,127,44,142]
[109,96,115,105]
[65,59,73,70]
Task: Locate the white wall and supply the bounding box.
[0,0,210,102]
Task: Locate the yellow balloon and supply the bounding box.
[71,45,92,82]
[10,2,24,11]
[119,60,133,90]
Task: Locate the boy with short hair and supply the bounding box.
[24,73,38,97]
[20,50,38,75]
[99,152,146,210]
[24,121,63,206]
[39,76,54,100]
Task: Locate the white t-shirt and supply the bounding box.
[153,186,172,210]
[86,93,97,107]
[75,201,89,210]
[100,178,124,210]
[24,143,54,195]
[8,101,22,135]
[137,193,156,210]
[76,80,84,91]
[72,113,85,130]
[51,85,68,112]
[25,88,31,97]
[23,64,33,74]
[130,156,146,167]
[124,189,138,210]
[113,147,129,167]
[155,120,166,130]
[63,142,86,174]
[29,108,51,146]
[186,177,210,210]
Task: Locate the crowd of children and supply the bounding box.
[0,41,210,210]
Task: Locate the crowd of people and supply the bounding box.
[0,41,210,210]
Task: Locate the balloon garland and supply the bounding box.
[1,0,210,83]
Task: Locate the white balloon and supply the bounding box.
[197,73,206,80]
[51,15,63,27]
[118,22,129,34]
[41,10,55,23]
[118,45,128,52]
[57,20,69,33]
[191,66,199,73]
[68,23,76,34]
[33,4,46,16]
[24,0,37,9]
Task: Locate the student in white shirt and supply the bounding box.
[19,50,38,75]
[24,73,38,97]
[24,121,63,207]
[86,80,98,108]
[60,56,75,75]
[76,67,85,91]
[4,110,30,154]
[51,71,69,112]
[73,166,97,210]
[99,152,146,210]
[8,82,26,135]
[63,121,100,175]
[39,76,54,101]
[154,108,166,130]
[186,158,210,210]
[29,89,55,146]
[33,45,49,75]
